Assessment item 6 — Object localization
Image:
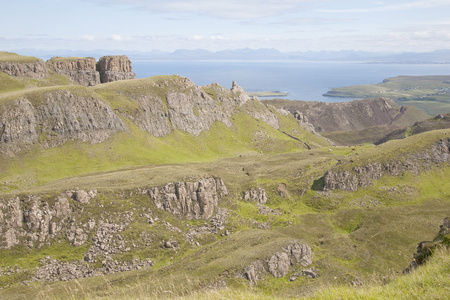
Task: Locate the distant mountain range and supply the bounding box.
[11,48,450,63]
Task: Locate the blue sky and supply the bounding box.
[2,0,450,53]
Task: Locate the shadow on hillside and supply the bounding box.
[311,176,325,191]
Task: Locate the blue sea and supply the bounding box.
[132,60,450,102]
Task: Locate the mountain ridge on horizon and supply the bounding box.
[7,48,450,63]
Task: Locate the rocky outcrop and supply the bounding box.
[404,217,450,273]
[97,55,135,83]
[0,89,126,155]
[243,240,312,285]
[46,57,101,86]
[0,57,48,79]
[0,190,98,249]
[126,77,278,137]
[324,138,450,191]
[242,187,269,204]
[147,177,228,220]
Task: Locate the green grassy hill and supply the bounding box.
[324,75,450,115]
[0,53,448,299]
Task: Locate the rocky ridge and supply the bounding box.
[0,55,48,79]
[323,137,450,191]
[0,89,127,155]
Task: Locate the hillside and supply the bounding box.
[263,98,429,145]
[0,52,449,299]
[375,112,450,144]
[324,75,450,116]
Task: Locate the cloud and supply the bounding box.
[318,0,450,13]
[86,0,317,19]
[82,35,95,40]
[111,34,122,41]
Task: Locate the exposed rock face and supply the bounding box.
[264,98,429,144]
[46,57,101,86]
[404,217,450,273]
[126,77,278,138]
[147,177,228,220]
[0,196,72,249]
[243,240,312,285]
[0,59,48,79]
[97,55,136,83]
[0,90,126,155]
[324,138,450,191]
[267,98,405,132]
[242,187,269,204]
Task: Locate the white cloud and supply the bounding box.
[111,34,122,41]
[87,0,317,19]
[318,0,450,13]
[82,35,95,40]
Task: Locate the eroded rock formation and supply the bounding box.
[0,58,48,79]
[243,240,312,285]
[97,55,136,83]
[242,187,269,204]
[324,138,450,191]
[147,177,228,220]
[46,57,101,86]
[0,89,126,155]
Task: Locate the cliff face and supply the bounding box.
[46,57,101,86]
[111,76,277,138]
[97,55,136,83]
[0,75,280,155]
[323,137,450,191]
[0,89,126,155]
[263,98,430,145]
[0,59,48,79]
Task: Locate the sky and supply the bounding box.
[2,0,450,53]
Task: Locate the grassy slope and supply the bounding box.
[324,75,450,115]
[376,112,450,144]
[0,54,449,299]
[2,132,449,299]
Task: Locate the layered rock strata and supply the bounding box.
[0,89,126,155]
[324,138,450,191]
[147,177,228,220]
[46,57,101,86]
[97,55,136,83]
[0,58,48,79]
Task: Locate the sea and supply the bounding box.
[132,60,450,102]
